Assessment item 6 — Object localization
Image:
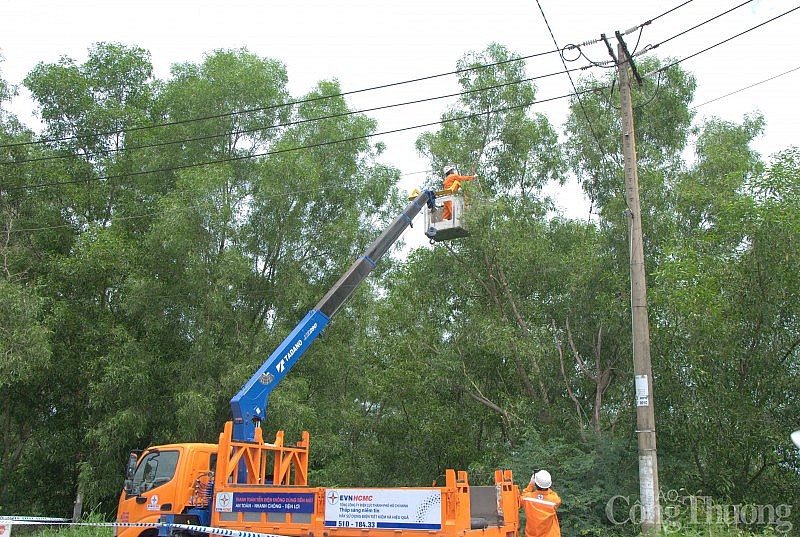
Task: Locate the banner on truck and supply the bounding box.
[324,489,442,530]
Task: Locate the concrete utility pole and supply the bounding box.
[615,38,661,535]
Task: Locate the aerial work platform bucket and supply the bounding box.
[424,192,470,242]
[408,188,471,243]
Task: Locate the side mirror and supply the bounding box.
[791,430,800,448]
[125,452,139,481]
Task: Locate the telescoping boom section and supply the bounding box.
[229,189,436,442]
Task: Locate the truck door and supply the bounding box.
[130,450,180,513]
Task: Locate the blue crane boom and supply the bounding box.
[230,189,436,441]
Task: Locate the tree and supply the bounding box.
[371,44,581,478]
[654,128,800,506]
[75,52,403,506]
[0,280,52,510]
[11,43,404,511]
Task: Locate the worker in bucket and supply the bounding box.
[441,165,475,220]
[520,469,562,537]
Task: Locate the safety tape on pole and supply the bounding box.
[0,517,72,522]
[0,517,291,537]
[0,520,157,528]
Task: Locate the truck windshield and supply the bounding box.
[133,450,179,494]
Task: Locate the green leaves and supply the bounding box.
[418,43,565,197]
[0,280,51,388]
[3,38,799,535]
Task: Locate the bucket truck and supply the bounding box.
[115,189,519,537]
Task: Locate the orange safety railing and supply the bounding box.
[216,421,310,486]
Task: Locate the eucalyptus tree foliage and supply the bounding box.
[564,53,798,509]
[25,42,155,145]
[17,43,164,513]
[564,56,696,218]
[397,44,615,452]
[0,279,53,510]
[7,43,401,514]
[562,54,799,509]
[0,72,80,515]
[92,62,397,506]
[154,48,290,166]
[416,42,565,198]
[562,58,697,329]
[24,42,160,229]
[653,125,800,505]
[409,44,637,449]
[354,245,506,485]
[404,44,637,459]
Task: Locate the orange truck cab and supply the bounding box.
[116,443,216,537]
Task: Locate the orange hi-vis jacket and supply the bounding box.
[442,173,475,220]
[521,485,562,537]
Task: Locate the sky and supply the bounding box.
[1,0,799,234]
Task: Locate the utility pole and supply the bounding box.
[611,35,662,535]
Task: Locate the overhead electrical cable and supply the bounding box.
[642,4,800,73]
[532,0,622,199]
[1,0,752,156]
[3,88,594,193]
[0,45,574,151]
[636,0,756,56]
[561,0,750,71]
[4,1,795,193]
[11,61,796,237]
[620,0,697,36]
[8,1,799,195]
[2,63,600,166]
[692,65,800,109]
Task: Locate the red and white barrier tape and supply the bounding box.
[0,517,290,537]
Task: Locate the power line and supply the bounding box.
[10,60,796,237]
[643,4,800,74]
[532,0,622,210]
[691,65,800,109]
[4,2,795,193]
[560,0,757,73]
[2,63,600,166]
[5,164,437,235]
[0,46,571,151]
[8,0,798,194]
[644,0,697,25]
[636,0,756,56]
[0,0,761,159]
[3,89,591,193]
[620,0,697,36]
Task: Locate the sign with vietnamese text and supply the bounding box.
[635,375,649,406]
[231,492,315,513]
[324,489,442,530]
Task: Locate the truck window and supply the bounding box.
[133,450,179,494]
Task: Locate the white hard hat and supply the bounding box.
[532,470,552,489]
[443,165,457,176]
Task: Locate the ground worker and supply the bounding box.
[441,165,475,220]
[520,469,561,537]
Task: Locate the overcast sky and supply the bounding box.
[2,0,799,226]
